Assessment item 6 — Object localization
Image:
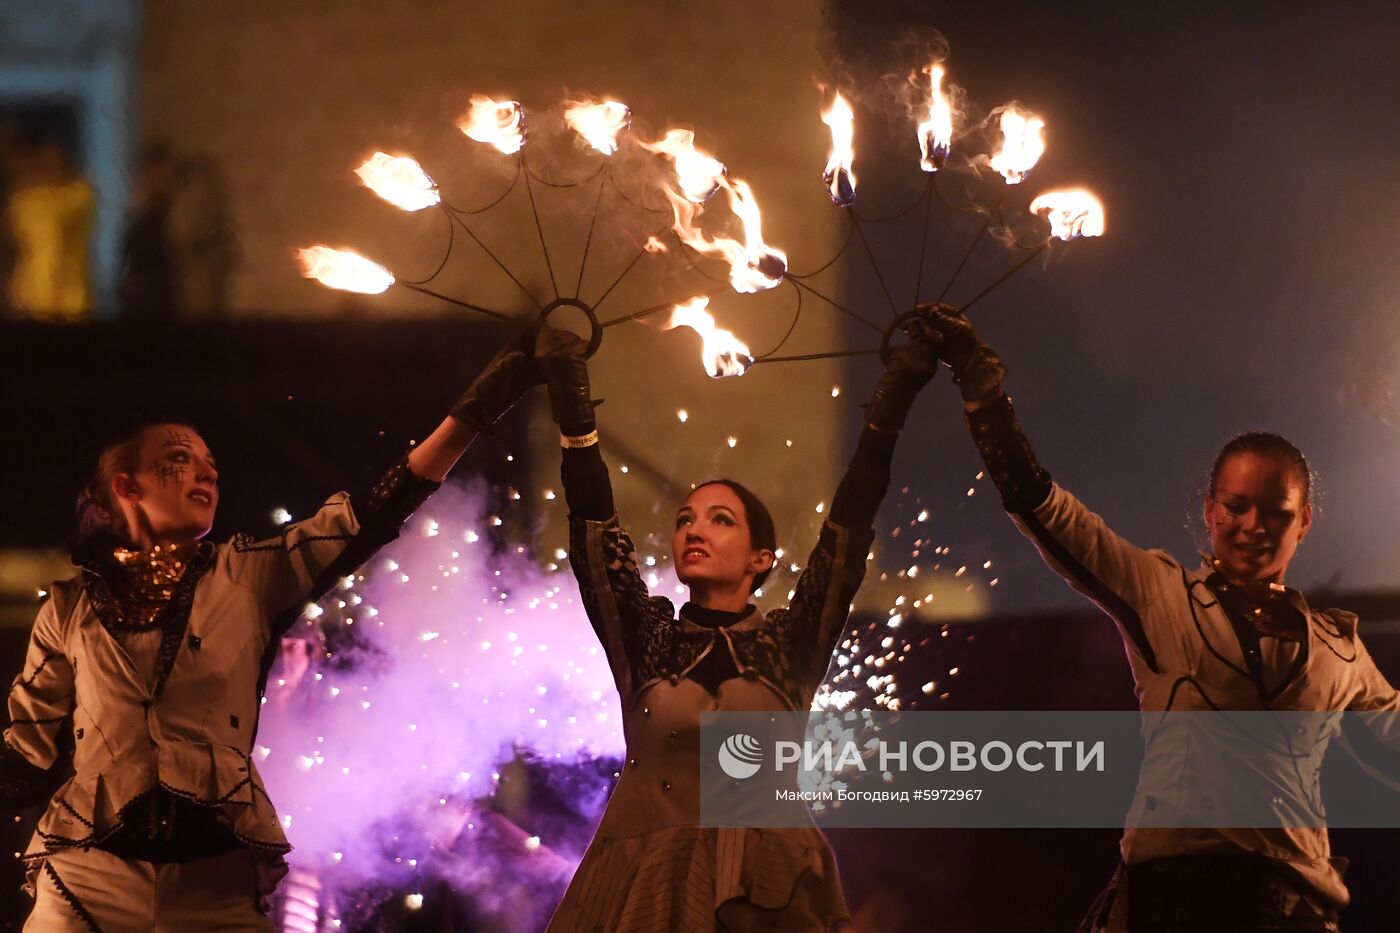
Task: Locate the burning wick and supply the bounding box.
[642,129,726,203]
[354,152,440,212]
[1029,188,1106,240]
[563,98,631,156]
[297,245,394,294]
[667,296,754,378]
[821,92,857,206]
[989,105,1045,185]
[458,96,526,155]
[917,64,953,173]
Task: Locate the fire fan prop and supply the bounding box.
[298,95,793,372]
[298,72,1105,382]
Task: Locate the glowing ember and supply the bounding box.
[353,152,440,212]
[563,98,631,156]
[1029,188,1106,240]
[296,246,394,294]
[989,105,1045,184]
[458,96,525,155]
[917,64,954,173]
[641,129,726,203]
[821,92,857,206]
[667,296,754,378]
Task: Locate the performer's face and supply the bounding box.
[673,484,774,594]
[1204,452,1311,585]
[113,424,220,544]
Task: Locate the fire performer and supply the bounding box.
[535,319,941,932]
[0,331,540,930]
[922,304,1396,932]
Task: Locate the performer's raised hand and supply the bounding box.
[535,325,598,437]
[917,302,1006,406]
[447,325,542,434]
[863,314,941,433]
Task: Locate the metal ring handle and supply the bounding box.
[880,309,928,364]
[880,305,953,363]
[538,298,603,359]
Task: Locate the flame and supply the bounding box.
[457,96,526,155]
[563,99,631,156]
[988,105,1045,184]
[723,178,787,290]
[640,129,726,203]
[297,246,395,294]
[662,178,786,293]
[353,152,440,211]
[667,296,753,378]
[917,64,954,173]
[1028,188,1105,240]
[644,236,669,254]
[821,92,857,206]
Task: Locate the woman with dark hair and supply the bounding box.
[0,332,540,930]
[921,304,1398,933]
[536,320,942,932]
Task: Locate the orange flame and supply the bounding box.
[989,105,1045,184]
[1029,189,1105,240]
[662,178,786,293]
[564,98,631,156]
[297,246,395,294]
[644,236,669,253]
[667,296,753,378]
[353,152,440,211]
[641,129,726,202]
[458,96,525,155]
[723,178,787,290]
[918,64,954,173]
[821,92,857,206]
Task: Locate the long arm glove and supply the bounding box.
[920,303,1051,513]
[829,318,941,528]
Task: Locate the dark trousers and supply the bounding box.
[1079,851,1342,933]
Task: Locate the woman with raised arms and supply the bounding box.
[922,304,1398,933]
[535,317,942,933]
[0,332,540,930]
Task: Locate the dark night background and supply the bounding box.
[2,1,1400,930]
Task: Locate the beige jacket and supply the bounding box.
[5,495,360,866]
[1015,482,1400,907]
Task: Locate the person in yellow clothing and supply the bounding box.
[6,140,95,320]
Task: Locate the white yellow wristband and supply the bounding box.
[561,429,600,449]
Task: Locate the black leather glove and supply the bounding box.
[536,326,597,436]
[918,302,1006,404]
[448,327,542,433]
[864,316,941,432]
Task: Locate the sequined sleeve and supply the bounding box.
[568,514,676,698]
[762,520,873,702]
[744,424,887,701]
[2,595,74,806]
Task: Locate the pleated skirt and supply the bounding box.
[547,824,848,933]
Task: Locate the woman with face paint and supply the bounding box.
[920,304,1398,933]
[0,332,540,931]
[535,319,942,933]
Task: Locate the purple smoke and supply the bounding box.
[256,482,626,927]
